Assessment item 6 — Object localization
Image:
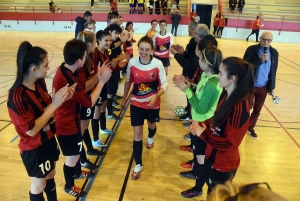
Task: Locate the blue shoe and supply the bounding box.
[100,129,115,135]
[92,140,108,148]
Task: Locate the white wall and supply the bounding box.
[0,20,190,36]
[0,20,298,43]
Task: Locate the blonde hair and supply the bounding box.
[208,182,287,201]
[84,19,96,28]
[76,31,95,73]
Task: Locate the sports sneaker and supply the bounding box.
[146,142,154,149]
[114,94,123,100]
[247,130,258,139]
[180,145,192,152]
[179,113,190,121]
[113,100,120,107]
[92,140,108,148]
[179,171,196,179]
[183,122,192,128]
[74,170,96,179]
[100,128,115,135]
[87,149,106,156]
[131,164,143,180]
[81,160,100,171]
[184,133,191,140]
[180,160,193,168]
[64,185,87,198]
[181,187,202,198]
[112,107,121,112]
[107,113,120,120]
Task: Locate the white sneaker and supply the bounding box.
[131,164,143,180]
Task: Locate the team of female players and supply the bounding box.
[8,21,254,201]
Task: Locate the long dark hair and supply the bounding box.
[212,57,254,127]
[10,41,47,90]
[201,46,222,74]
[125,21,133,31]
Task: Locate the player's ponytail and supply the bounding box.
[77,31,95,74]
[10,41,47,90]
[211,57,254,127]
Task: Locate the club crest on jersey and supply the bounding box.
[108,49,112,55]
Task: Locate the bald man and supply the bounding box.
[243,31,279,139]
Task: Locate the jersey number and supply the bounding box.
[86,108,91,117]
[98,97,102,105]
[78,141,83,152]
[39,160,51,175]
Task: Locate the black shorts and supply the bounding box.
[130,104,160,126]
[57,132,82,156]
[154,56,170,67]
[106,71,119,95]
[80,105,95,120]
[21,136,60,178]
[95,83,108,106]
[191,134,206,155]
[204,159,237,194]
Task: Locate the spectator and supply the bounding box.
[238,0,245,13]
[213,12,220,36]
[49,0,56,13]
[155,0,161,15]
[193,13,200,23]
[91,0,94,8]
[111,0,119,17]
[147,0,154,14]
[58,7,63,13]
[75,11,92,38]
[171,9,181,36]
[246,16,264,42]
[129,0,135,14]
[190,9,196,22]
[161,0,168,15]
[216,15,226,38]
[137,0,144,14]
[229,0,237,13]
[169,0,178,14]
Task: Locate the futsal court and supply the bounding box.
[0,31,299,201]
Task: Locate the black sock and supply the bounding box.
[63,164,75,189]
[91,119,99,141]
[195,162,206,192]
[75,160,82,175]
[80,145,88,164]
[82,129,94,152]
[107,98,113,116]
[100,112,106,130]
[148,127,157,138]
[133,140,143,166]
[29,191,45,201]
[44,178,57,201]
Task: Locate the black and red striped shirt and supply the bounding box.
[200,91,250,172]
[53,64,92,135]
[92,48,110,74]
[7,79,55,152]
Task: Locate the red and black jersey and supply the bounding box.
[7,79,55,152]
[53,63,92,136]
[92,48,110,74]
[200,91,250,172]
[77,55,96,93]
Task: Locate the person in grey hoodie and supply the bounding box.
[171,9,181,36]
[75,11,92,38]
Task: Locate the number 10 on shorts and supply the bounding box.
[39,160,51,175]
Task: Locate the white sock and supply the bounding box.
[148,137,154,144]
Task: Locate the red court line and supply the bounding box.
[264,105,300,149]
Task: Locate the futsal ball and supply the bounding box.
[174,106,186,117]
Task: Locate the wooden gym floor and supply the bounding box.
[0,31,299,201]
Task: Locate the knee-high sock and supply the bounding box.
[194,161,206,192]
[80,145,88,164]
[29,192,45,201]
[133,140,143,165]
[91,119,99,141]
[107,98,113,116]
[44,178,57,201]
[63,164,75,189]
[148,127,156,138]
[82,129,94,152]
[100,112,106,130]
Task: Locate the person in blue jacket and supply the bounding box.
[75,11,93,38]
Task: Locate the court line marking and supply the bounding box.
[0,122,11,133]
[77,97,131,201]
[264,105,300,149]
